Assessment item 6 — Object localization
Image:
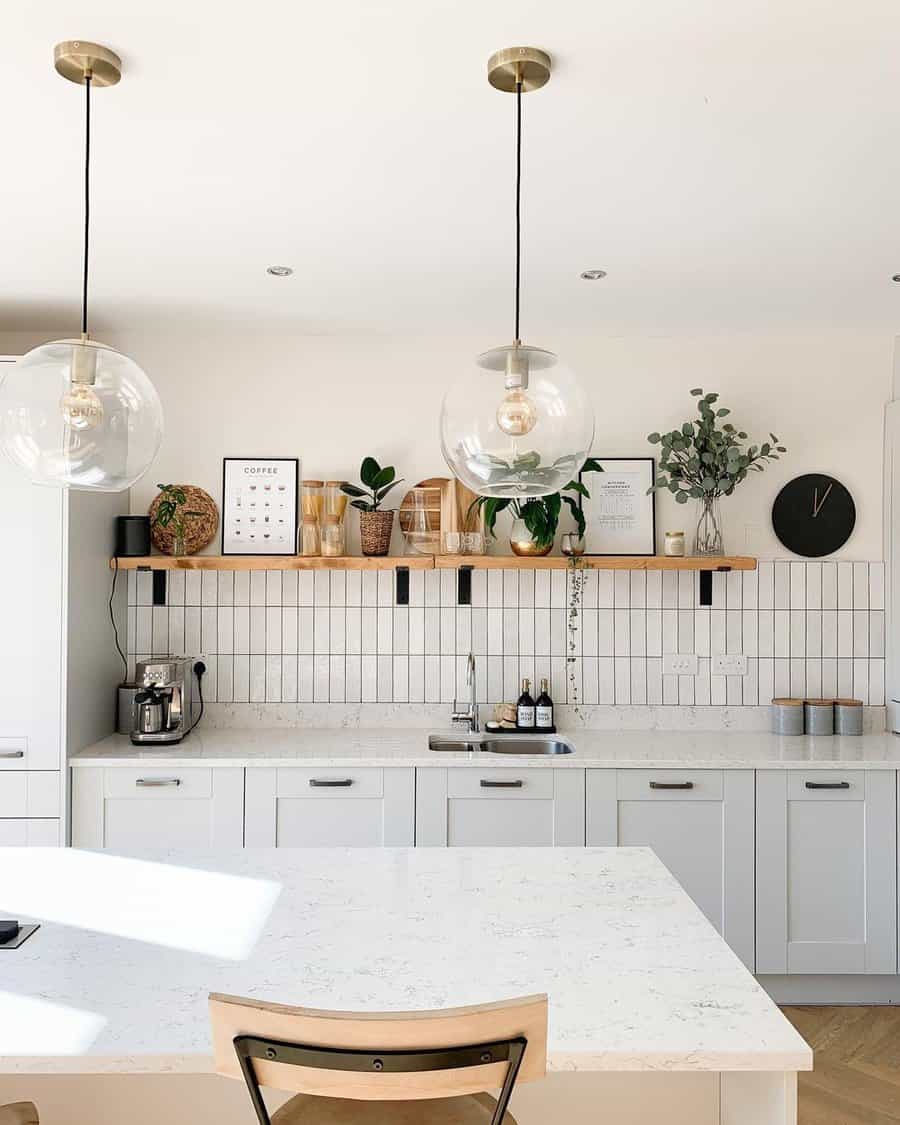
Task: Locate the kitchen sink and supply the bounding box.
[427,734,574,755]
[428,736,480,753]
[481,739,573,755]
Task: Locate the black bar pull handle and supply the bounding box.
[480,779,524,789]
[649,780,695,790]
[309,778,354,788]
[805,780,850,790]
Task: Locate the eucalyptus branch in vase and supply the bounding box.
[648,389,786,556]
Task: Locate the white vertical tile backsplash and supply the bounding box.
[127,561,887,708]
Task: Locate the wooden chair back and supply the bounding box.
[209,992,547,1102]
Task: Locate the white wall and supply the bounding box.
[2,329,892,558]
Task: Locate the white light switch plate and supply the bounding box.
[713,654,748,676]
[663,654,698,676]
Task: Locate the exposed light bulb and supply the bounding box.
[60,383,103,430]
[496,388,538,436]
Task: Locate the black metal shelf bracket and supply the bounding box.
[151,569,167,606]
[395,566,410,606]
[457,565,473,606]
[698,565,732,607]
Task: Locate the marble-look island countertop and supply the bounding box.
[71,725,900,768]
[0,846,810,1074]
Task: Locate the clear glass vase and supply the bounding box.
[693,495,723,556]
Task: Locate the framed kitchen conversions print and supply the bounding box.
[583,457,656,556]
[222,457,299,555]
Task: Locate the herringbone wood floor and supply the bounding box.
[784,1007,900,1123]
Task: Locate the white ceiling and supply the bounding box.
[6,0,900,337]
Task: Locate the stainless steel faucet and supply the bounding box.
[450,652,479,733]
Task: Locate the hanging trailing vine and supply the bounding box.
[567,555,591,715]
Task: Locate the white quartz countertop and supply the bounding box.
[71,725,900,769]
[0,847,810,1074]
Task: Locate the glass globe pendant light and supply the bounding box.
[440,48,594,498]
[0,41,163,491]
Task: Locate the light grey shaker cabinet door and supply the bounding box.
[71,766,245,849]
[245,767,415,847]
[415,768,585,847]
[586,769,755,969]
[756,769,897,975]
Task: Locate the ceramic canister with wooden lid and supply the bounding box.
[804,698,835,736]
[771,698,804,735]
[834,698,864,736]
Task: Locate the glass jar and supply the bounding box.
[321,514,345,557]
[664,530,685,557]
[324,481,348,521]
[300,514,321,557]
[301,480,324,523]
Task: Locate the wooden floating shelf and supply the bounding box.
[112,555,756,572]
[111,555,433,571]
[436,555,757,571]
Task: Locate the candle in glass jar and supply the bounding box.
[664,531,685,557]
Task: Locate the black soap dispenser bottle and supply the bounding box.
[516,678,536,732]
[535,678,554,732]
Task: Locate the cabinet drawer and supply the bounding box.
[0,773,26,817]
[0,819,61,846]
[616,769,723,801]
[275,767,383,798]
[0,737,28,771]
[787,770,866,801]
[0,773,59,818]
[448,770,554,800]
[104,768,213,799]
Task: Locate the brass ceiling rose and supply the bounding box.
[487,46,551,93]
[53,40,121,86]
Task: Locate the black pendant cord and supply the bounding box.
[82,73,92,337]
[514,78,522,344]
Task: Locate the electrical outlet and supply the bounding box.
[662,654,698,676]
[713,654,747,676]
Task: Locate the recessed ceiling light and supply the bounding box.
[266,265,294,277]
[580,269,607,280]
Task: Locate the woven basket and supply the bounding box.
[360,509,395,556]
[148,485,219,556]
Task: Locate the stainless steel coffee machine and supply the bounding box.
[131,659,195,745]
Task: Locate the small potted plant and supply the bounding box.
[341,457,404,556]
[648,389,786,555]
[470,459,603,556]
[152,484,203,557]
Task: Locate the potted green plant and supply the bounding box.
[560,456,604,555]
[471,459,603,556]
[340,457,404,556]
[152,484,203,557]
[648,388,786,555]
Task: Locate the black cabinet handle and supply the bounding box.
[309,778,353,788]
[480,779,524,789]
[805,780,850,790]
[649,780,694,790]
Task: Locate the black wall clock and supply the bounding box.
[771,473,855,557]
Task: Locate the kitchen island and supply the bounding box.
[0,846,809,1124]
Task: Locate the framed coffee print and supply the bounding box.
[222,457,299,555]
[583,457,656,556]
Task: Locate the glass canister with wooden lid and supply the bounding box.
[301,479,324,524]
[321,513,346,557]
[324,481,348,522]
